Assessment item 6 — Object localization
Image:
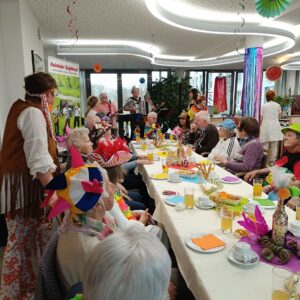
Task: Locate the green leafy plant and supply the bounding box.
[273,95,295,108]
[150,74,190,129]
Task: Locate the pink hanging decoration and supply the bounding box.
[213,76,227,113]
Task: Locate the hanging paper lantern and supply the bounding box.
[93,63,102,73]
[255,0,292,18]
[139,77,145,84]
[266,66,283,81]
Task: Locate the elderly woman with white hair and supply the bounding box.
[144,111,160,139]
[82,227,172,300]
[208,119,241,160]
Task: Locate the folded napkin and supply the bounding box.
[192,234,225,250]
[253,198,276,207]
[166,195,184,204]
[222,176,239,182]
[151,173,168,180]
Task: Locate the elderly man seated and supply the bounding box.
[188,111,219,155]
[144,111,160,139]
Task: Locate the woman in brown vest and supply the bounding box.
[0,72,59,299]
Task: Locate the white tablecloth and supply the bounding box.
[131,141,296,300]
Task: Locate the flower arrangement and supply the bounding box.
[172,126,183,141]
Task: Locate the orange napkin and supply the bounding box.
[191,234,225,250]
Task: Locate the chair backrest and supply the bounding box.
[35,230,65,300]
[261,151,270,169]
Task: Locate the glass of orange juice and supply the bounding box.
[170,133,174,142]
[162,159,168,174]
[296,204,300,221]
[147,151,154,161]
[184,187,194,209]
[220,206,233,234]
[141,140,147,151]
[271,267,295,300]
[136,134,141,143]
[253,178,263,198]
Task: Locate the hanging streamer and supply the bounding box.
[241,47,263,121]
[66,0,79,44]
[234,0,246,56]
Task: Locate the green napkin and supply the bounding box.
[253,198,276,207]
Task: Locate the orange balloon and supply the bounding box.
[93,63,102,73]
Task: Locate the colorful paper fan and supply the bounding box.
[255,0,293,18]
[266,65,283,81]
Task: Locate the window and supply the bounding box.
[121,73,148,108]
[261,71,275,105]
[296,71,300,95]
[207,72,232,114]
[235,72,243,115]
[152,71,168,82]
[90,73,118,108]
[189,71,204,93]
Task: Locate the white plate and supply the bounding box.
[164,196,184,206]
[227,249,259,267]
[219,177,242,184]
[184,233,226,253]
[242,205,265,214]
[247,198,277,210]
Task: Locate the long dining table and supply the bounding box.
[130,141,296,300]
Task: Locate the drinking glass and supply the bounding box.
[162,159,168,174]
[184,187,194,209]
[147,151,153,161]
[141,140,147,151]
[253,178,263,198]
[136,134,141,143]
[296,204,300,221]
[170,133,174,142]
[271,267,298,300]
[220,206,233,234]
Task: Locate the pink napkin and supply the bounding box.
[222,176,239,182]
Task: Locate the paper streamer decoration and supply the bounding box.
[93,64,102,73]
[241,47,263,121]
[255,0,293,18]
[66,0,79,42]
[266,66,283,81]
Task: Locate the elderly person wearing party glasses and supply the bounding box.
[215,117,264,173]
[245,124,300,183]
[208,119,241,161]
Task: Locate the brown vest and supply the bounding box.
[0,99,59,218]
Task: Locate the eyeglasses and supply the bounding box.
[50,90,58,97]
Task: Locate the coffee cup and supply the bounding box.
[246,200,264,215]
[197,196,213,207]
[232,242,253,263]
[168,172,180,183]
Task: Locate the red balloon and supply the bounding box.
[93,63,102,73]
[266,66,282,81]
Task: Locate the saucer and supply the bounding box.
[242,205,265,214]
[227,249,259,267]
[195,199,217,210]
[288,227,300,239]
[167,178,181,183]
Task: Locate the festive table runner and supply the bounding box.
[241,236,300,273]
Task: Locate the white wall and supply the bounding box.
[0,0,43,148]
[19,0,44,75]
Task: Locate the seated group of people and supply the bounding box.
[45,126,175,299]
